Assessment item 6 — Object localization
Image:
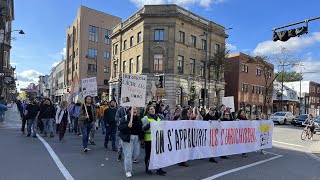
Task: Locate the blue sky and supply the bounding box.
[12,0,320,89]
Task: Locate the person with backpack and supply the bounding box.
[40,98,56,138]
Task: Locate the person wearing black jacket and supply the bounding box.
[25,98,40,138]
[103,100,118,151]
[40,98,56,137]
[236,109,249,157]
[118,107,143,178]
[203,107,218,163]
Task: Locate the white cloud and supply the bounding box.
[130,0,226,8]
[17,70,43,90]
[226,43,237,52]
[60,48,66,58]
[253,32,320,55]
[52,61,60,67]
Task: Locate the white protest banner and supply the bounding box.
[222,96,235,112]
[149,120,273,169]
[81,77,98,97]
[121,73,147,107]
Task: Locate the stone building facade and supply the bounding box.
[109,4,228,108]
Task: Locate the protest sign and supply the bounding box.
[149,120,273,169]
[121,73,147,107]
[81,77,98,97]
[222,96,235,112]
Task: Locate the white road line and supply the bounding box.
[202,154,283,180]
[273,143,304,152]
[272,141,304,147]
[36,134,74,180]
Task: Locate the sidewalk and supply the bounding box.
[0,103,22,129]
[309,141,320,158]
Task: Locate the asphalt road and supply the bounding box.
[1,106,320,180]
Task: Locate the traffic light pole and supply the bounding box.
[273,16,320,31]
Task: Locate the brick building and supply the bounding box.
[225,52,274,118]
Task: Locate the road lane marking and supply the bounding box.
[272,141,304,147]
[273,143,304,152]
[202,153,283,180]
[36,134,74,180]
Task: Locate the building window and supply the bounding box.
[154,29,164,41]
[104,80,109,86]
[136,56,141,73]
[256,68,261,76]
[257,86,261,94]
[129,59,133,73]
[123,61,127,73]
[105,29,111,45]
[242,64,248,73]
[178,56,184,73]
[104,66,110,73]
[137,32,142,43]
[89,25,99,42]
[3,51,8,68]
[179,31,185,44]
[317,87,320,93]
[191,35,196,47]
[214,44,220,53]
[123,40,127,50]
[104,51,110,59]
[88,64,97,74]
[200,61,205,77]
[154,54,163,72]
[242,83,248,92]
[88,48,98,58]
[311,86,316,92]
[201,39,207,50]
[130,36,134,47]
[189,58,195,75]
[115,44,118,54]
[252,85,255,94]
[113,61,118,78]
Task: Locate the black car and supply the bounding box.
[292,114,308,126]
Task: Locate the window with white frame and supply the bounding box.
[3,51,8,68]
[154,54,163,72]
[189,58,195,75]
[191,35,196,47]
[179,31,185,43]
[154,29,164,41]
[105,29,111,45]
[137,32,142,43]
[136,56,141,73]
[104,51,110,59]
[256,68,261,76]
[242,83,248,92]
[178,56,184,73]
[242,64,248,73]
[88,48,98,58]
[123,61,127,73]
[89,25,99,42]
[129,58,133,73]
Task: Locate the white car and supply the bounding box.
[270,111,295,125]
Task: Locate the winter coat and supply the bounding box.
[55,106,71,124]
[118,113,143,142]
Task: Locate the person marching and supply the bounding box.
[25,98,40,138]
[55,101,71,143]
[141,105,167,176]
[103,100,118,151]
[236,109,249,157]
[98,101,109,135]
[118,107,143,178]
[79,95,97,152]
[40,98,56,138]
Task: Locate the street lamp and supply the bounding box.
[0,29,25,97]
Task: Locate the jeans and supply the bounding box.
[89,123,96,142]
[74,117,79,134]
[100,118,106,134]
[105,126,116,149]
[42,118,54,135]
[81,122,93,149]
[27,118,37,136]
[38,119,44,133]
[0,111,5,122]
[59,120,67,140]
[21,117,26,132]
[122,135,140,173]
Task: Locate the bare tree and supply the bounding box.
[208,47,231,107]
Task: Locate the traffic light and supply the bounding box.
[273,26,308,42]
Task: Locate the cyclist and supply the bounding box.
[303,114,316,140]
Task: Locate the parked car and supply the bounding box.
[270,111,295,125]
[314,116,320,134]
[292,114,308,126]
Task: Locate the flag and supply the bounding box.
[68,73,80,103]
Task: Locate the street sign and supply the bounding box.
[3,76,14,85]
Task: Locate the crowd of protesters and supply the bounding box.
[13,97,268,178]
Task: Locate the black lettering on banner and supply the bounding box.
[188,128,192,148]
[168,130,172,151]
[191,128,196,147]
[175,130,179,151]
[204,129,208,146]
[179,129,183,150]
[156,130,164,155]
[183,129,187,149]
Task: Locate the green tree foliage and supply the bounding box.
[275,71,303,82]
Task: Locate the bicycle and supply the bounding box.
[301,124,314,140]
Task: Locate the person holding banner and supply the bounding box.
[236,109,249,157]
[141,105,167,176]
[79,95,97,152]
[203,107,218,163]
[118,107,143,178]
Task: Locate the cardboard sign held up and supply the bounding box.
[81,77,98,97]
[121,74,147,107]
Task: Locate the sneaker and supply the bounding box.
[117,154,122,162]
[156,169,167,176]
[60,140,64,143]
[84,148,88,153]
[90,141,96,145]
[209,158,218,163]
[86,148,91,151]
[125,172,132,178]
[145,170,153,175]
[133,159,138,163]
[27,134,31,137]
